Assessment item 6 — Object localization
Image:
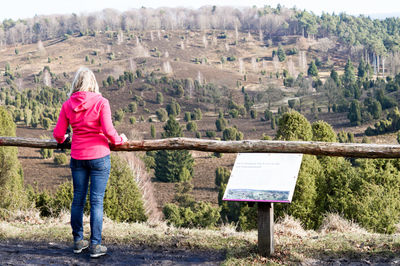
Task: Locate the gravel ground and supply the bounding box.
[0,240,225,265]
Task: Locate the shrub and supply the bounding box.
[284,77,294,87]
[270,116,276,129]
[250,109,257,119]
[348,100,362,126]
[163,182,220,228]
[275,155,323,229]
[195,131,201,138]
[0,106,29,212]
[40,155,147,222]
[175,86,184,98]
[54,153,68,165]
[277,45,286,62]
[166,101,181,116]
[288,99,297,109]
[150,124,156,138]
[113,109,125,122]
[186,121,197,132]
[215,167,230,187]
[276,111,312,141]
[184,112,191,122]
[128,102,137,113]
[206,130,216,138]
[222,127,244,141]
[40,148,53,159]
[156,92,163,104]
[215,117,227,131]
[42,117,52,130]
[229,109,239,118]
[156,108,168,122]
[129,116,136,124]
[103,155,147,222]
[32,190,54,217]
[191,108,202,120]
[273,111,321,229]
[311,121,337,142]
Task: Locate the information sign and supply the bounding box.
[223,153,303,203]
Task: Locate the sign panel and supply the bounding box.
[222,153,303,203]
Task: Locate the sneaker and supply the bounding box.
[90,244,107,258]
[73,240,89,254]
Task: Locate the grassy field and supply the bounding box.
[1,210,400,264]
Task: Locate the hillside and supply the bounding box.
[1,26,398,215]
[2,8,400,264]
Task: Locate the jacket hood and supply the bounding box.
[69,91,102,112]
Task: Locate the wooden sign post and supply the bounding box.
[258,202,274,256]
[223,153,303,256]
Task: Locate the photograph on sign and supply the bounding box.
[223,153,303,203]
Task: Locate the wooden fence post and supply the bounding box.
[258,202,274,256]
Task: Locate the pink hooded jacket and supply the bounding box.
[53,91,124,160]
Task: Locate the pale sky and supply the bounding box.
[1,0,399,21]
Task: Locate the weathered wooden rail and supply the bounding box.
[2,135,400,257]
[1,136,400,158]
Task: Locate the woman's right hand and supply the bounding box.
[120,133,128,143]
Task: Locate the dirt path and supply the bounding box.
[0,240,225,265]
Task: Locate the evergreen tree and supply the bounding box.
[366,99,382,119]
[329,69,340,86]
[274,111,322,229]
[288,99,297,109]
[161,116,183,138]
[250,109,257,119]
[150,124,156,138]
[276,111,312,141]
[156,92,163,104]
[343,58,356,85]
[357,59,367,79]
[191,108,203,120]
[156,108,168,122]
[154,116,194,182]
[348,100,362,126]
[277,45,286,62]
[215,117,227,131]
[244,93,253,112]
[307,60,318,77]
[222,127,244,141]
[166,100,181,116]
[0,106,29,213]
[186,121,197,132]
[311,120,337,142]
[184,112,191,122]
[271,116,276,129]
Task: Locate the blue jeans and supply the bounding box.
[70,155,111,245]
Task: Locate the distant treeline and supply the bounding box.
[1,5,400,56]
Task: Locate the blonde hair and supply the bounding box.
[69,67,100,96]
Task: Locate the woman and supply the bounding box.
[53,67,127,258]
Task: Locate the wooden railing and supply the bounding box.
[1,136,400,158]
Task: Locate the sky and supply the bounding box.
[1,0,399,21]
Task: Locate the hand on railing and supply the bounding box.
[57,128,71,151]
[120,133,128,144]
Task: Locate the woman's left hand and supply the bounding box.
[120,133,128,143]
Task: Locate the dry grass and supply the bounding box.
[319,213,368,234]
[118,151,162,221]
[2,210,400,265]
